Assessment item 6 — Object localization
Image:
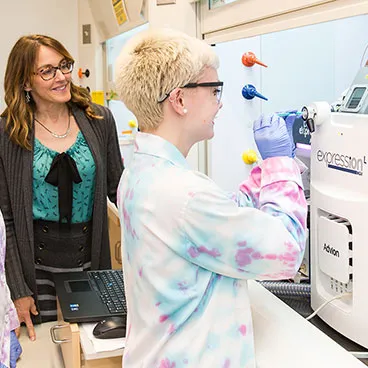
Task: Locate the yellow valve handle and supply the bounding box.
[128,120,138,128]
[242,149,258,165]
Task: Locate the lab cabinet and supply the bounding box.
[200,0,336,35]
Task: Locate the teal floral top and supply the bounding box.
[33,132,96,223]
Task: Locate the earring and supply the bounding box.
[183,108,188,114]
[25,91,31,103]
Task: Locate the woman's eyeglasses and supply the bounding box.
[158,81,224,104]
[34,60,74,81]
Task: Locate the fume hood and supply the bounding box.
[88,0,148,42]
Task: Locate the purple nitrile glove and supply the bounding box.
[284,112,298,158]
[9,331,22,368]
[253,113,295,160]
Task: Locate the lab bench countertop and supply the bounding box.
[249,280,366,368]
[15,280,365,368]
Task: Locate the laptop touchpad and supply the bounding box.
[65,280,92,293]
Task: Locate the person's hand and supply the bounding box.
[253,113,295,159]
[14,296,38,341]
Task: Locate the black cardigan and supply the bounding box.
[0,103,124,322]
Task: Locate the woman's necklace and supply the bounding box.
[34,112,71,139]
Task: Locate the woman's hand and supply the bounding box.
[14,296,38,341]
[253,113,295,159]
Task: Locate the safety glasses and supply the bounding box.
[158,81,224,104]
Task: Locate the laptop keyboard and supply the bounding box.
[88,270,127,315]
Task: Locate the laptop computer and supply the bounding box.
[54,269,127,323]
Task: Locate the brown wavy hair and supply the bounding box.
[0,34,102,150]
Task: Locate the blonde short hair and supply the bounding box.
[115,28,219,131]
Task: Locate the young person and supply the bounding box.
[115,28,307,367]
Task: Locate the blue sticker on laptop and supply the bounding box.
[70,303,80,311]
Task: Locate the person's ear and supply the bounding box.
[168,88,187,117]
[24,81,32,92]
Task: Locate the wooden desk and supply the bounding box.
[50,299,123,367]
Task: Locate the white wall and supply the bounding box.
[0,0,79,111]
[78,0,104,92]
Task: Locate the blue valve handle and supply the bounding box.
[242,84,268,101]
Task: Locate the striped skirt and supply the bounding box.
[33,220,92,322]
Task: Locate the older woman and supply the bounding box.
[0,35,123,340]
[115,28,307,367]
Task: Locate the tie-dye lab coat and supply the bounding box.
[0,211,19,368]
[118,133,307,368]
